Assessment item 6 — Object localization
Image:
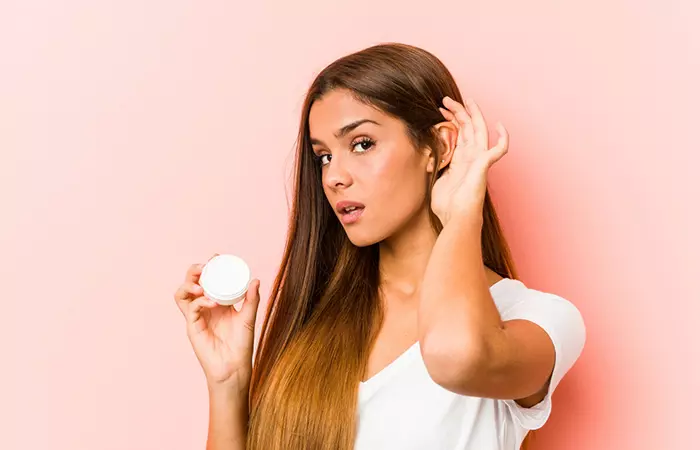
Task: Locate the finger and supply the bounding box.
[174,282,204,315]
[442,97,474,145]
[489,122,510,163]
[185,263,204,283]
[442,96,471,126]
[240,279,261,334]
[439,107,456,122]
[439,107,461,136]
[464,98,488,149]
[439,108,461,142]
[186,296,218,334]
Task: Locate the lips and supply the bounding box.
[335,200,365,225]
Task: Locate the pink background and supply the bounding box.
[1,1,697,449]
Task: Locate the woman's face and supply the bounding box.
[309,89,433,247]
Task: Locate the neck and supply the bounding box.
[378,208,502,309]
[378,208,437,305]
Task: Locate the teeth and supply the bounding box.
[344,206,359,213]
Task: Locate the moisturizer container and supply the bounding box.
[199,254,251,306]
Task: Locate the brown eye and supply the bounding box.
[352,138,375,153]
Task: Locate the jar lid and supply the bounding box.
[199,254,250,301]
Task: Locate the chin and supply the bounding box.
[343,228,383,248]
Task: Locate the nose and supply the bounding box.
[323,156,353,190]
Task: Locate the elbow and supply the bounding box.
[420,332,490,392]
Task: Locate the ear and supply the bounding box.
[426,121,458,173]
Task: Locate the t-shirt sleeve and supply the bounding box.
[499,288,586,430]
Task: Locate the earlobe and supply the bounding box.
[424,146,437,173]
[426,155,435,173]
[426,155,448,174]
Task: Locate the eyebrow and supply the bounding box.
[310,119,380,146]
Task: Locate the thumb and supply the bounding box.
[240,279,261,332]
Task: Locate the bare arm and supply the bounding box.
[418,215,555,404]
[173,259,261,449]
[206,383,250,450]
[420,97,558,406]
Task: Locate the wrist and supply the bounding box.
[206,365,252,391]
[207,378,250,402]
[440,206,483,228]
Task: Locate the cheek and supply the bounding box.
[364,149,428,212]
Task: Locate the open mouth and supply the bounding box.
[341,205,362,214]
[336,202,365,225]
[340,206,364,224]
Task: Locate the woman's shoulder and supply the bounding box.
[491,278,585,331]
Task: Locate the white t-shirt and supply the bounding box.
[354,278,586,450]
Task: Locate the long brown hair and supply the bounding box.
[247,43,528,449]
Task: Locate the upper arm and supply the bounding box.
[430,290,586,422]
[495,318,558,403]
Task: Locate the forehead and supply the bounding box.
[309,89,387,135]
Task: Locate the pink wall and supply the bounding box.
[1,1,697,449]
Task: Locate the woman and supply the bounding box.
[173,43,586,450]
